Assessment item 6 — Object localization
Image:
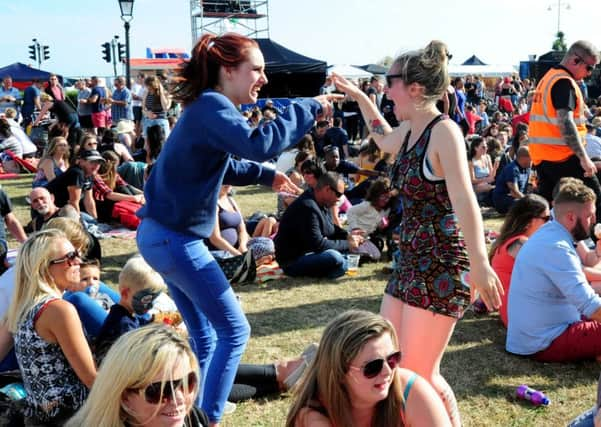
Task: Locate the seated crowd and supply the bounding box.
[3,57,601,426]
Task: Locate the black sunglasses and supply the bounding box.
[329,185,343,198]
[575,54,595,72]
[49,250,80,266]
[349,351,402,379]
[385,73,404,88]
[539,214,551,222]
[130,372,198,404]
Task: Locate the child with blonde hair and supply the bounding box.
[94,255,166,358]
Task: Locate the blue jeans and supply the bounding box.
[282,249,347,278]
[0,349,17,372]
[143,117,170,139]
[63,283,120,338]
[137,219,250,422]
[567,408,595,427]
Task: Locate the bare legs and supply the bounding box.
[380,294,461,427]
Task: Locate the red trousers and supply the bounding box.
[534,320,601,362]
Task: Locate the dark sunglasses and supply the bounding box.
[49,250,80,266]
[539,214,551,222]
[130,372,198,404]
[575,54,595,72]
[329,185,343,198]
[385,73,403,88]
[349,351,402,379]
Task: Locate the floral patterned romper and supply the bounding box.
[385,115,471,318]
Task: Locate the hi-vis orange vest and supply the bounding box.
[529,68,587,165]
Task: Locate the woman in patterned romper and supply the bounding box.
[332,41,503,426]
[6,229,96,424]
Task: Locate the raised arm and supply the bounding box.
[332,73,404,155]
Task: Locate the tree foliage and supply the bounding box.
[552,31,567,52]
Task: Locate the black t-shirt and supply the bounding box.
[551,79,577,111]
[45,165,92,208]
[49,100,76,122]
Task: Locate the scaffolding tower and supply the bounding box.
[190,0,270,45]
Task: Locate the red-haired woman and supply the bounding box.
[136,33,339,425]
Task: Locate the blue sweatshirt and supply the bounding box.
[138,90,321,238]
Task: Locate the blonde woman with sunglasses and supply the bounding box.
[5,229,94,425]
[286,310,449,427]
[67,324,207,427]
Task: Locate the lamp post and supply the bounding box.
[118,0,135,89]
[547,0,570,34]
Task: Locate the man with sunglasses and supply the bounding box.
[275,172,364,278]
[529,40,601,214]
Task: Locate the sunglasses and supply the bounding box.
[49,250,80,266]
[130,372,198,404]
[539,214,551,222]
[575,54,595,72]
[349,351,402,379]
[385,73,403,88]
[329,185,343,198]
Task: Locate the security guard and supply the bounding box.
[529,40,600,209]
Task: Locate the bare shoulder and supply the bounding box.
[295,407,333,427]
[430,118,464,150]
[41,298,77,320]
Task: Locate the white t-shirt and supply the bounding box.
[0,266,16,320]
[131,83,146,108]
[275,149,298,173]
[586,133,601,160]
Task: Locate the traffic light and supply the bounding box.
[42,45,50,61]
[101,42,111,63]
[28,44,37,61]
[117,42,126,62]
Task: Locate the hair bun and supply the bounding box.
[423,40,448,63]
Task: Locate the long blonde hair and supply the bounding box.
[5,229,67,332]
[43,136,70,167]
[286,310,404,427]
[66,324,200,427]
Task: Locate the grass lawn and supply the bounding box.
[4,176,599,426]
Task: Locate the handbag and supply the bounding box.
[215,251,256,285]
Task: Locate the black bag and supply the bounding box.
[215,251,256,285]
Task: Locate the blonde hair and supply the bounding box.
[43,217,91,255]
[44,136,70,166]
[66,324,200,427]
[40,93,53,103]
[391,40,450,105]
[119,255,166,294]
[286,310,404,427]
[6,229,67,332]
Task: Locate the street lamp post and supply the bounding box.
[118,0,135,89]
[547,0,570,34]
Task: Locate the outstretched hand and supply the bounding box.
[272,171,302,195]
[312,93,344,120]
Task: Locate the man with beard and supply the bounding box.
[28,187,78,232]
[506,179,601,362]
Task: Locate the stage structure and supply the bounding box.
[189,0,269,44]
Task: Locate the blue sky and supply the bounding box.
[1,0,600,77]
